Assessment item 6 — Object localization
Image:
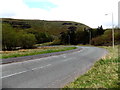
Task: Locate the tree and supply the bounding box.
[2,24,18,50]
[19,33,36,49]
[2,23,37,50]
[67,26,77,44]
[60,32,68,44]
[35,32,53,44]
[97,25,104,36]
[76,30,89,44]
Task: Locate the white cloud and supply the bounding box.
[0,0,28,17]
[0,0,119,28]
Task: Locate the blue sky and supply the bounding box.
[0,0,119,28]
[24,0,57,10]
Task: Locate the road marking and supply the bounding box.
[1,64,52,79]
[63,55,66,58]
[31,64,51,71]
[1,70,28,79]
[62,58,75,62]
[63,59,70,62]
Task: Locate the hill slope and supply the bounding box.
[2,18,90,36]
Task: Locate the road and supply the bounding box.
[1,46,107,88]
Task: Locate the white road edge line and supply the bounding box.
[1,64,52,79]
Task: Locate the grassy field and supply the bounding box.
[1,46,77,59]
[64,45,119,88]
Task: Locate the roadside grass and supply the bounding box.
[63,45,119,88]
[1,46,77,59]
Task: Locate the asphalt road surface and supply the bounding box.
[1,46,107,88]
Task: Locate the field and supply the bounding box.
[1,46,77,59]
[64,45,119,88]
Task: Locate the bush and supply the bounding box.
[51,39,61,45]
[91,36,106,46]
[91,29,120,46]
[114,30,120,44]
[18,33,36,49]
[76,31,89,45]
[35,32,53,44]
[2,23,36,50]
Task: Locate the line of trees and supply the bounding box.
[59,25,105,45]
[59,25,120,46]
[59,26,88,45]
[2,23,120,50]
[2,23,53,50]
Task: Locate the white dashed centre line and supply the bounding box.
[1,64,52,79]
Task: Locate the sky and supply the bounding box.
[0,0,119,28]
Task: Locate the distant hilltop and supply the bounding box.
[1,18,90,36]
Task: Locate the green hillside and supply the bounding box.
[2,18,90,36]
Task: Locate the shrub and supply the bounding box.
[51,39,61,45]
[35,32,53,44]
[19,33,36,49]
[91,29,120,46]
[2,23,36,50]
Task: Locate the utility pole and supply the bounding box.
[86,28,91,45]
[112,13,115,49]
[68,35,70,45]
[89,30,91,45]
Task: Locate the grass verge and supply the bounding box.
[63,45,119,88]
[1,46,77,59]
